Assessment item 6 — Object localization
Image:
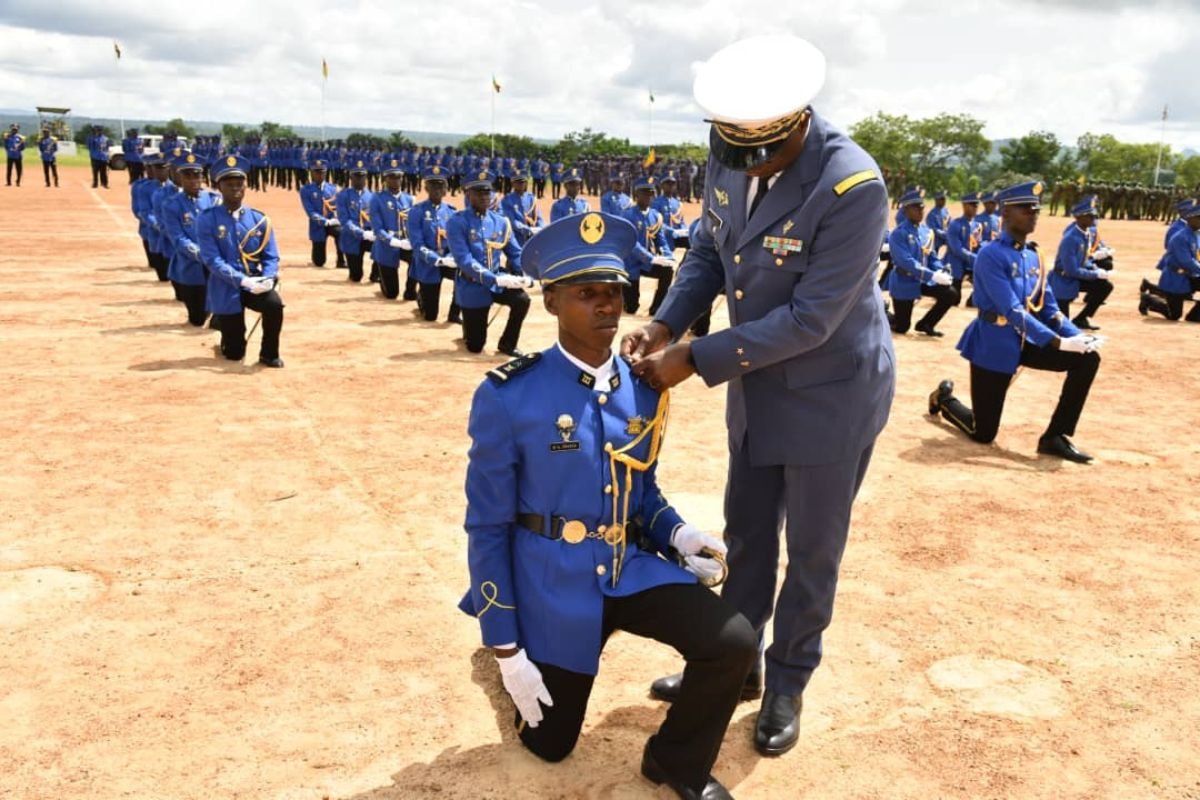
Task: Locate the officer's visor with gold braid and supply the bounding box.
[707,107,809,171]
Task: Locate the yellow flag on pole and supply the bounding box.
[643,148,656,169]
[492,74,502,94]
[322,58,329,79]
[113,41,122,60]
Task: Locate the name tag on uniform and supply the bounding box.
[763,236,803,255]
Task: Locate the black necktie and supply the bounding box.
[749,176,771,220]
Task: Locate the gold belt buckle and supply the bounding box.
[561,520,587,544]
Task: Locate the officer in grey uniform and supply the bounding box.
[624,35,895,758]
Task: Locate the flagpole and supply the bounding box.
[1153,104,1168,186]
[490,84,496,160]
[648,89,654,152]
[114,42,125,138]
[321,80,327,143]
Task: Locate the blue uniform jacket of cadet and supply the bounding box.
[1157,216,1189,271]
[601,190,632,216]
[38,136,56,162]
[926,204,950,249]
[887,218,945,300]
[653,193,686,248]
[151,181,179,257]
[164,188,221,286]
[979,210,1001,243]
[550,195,591,222]
[620,205,671,281]
[122,135,143,164]
[956,231,1079,375]
[457,347,694,675]
[132,178,160,244]
[196,205,280,315]
[368,188,414,268]
[1049,222,1105,301]
[446,208,523,309]
[87,133,108,161]
[654,110,895,468]
[1158,226,1200,295]
[500,190,544,243]
[3,131,24,158]
[335,185,374,255]
[944,214,980,280]
[299,179,339,242]
[408,198,457,284]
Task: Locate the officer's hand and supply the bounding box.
[495,648,553,728]
[621,321,672,363]
[630,342,695,390]
[931,271,953,286]
[1058,334,1093,354]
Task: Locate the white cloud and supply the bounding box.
[0,0,1195,151]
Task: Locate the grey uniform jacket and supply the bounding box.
[656,110,895,468]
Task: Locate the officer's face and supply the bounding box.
[179,169,203,196]
[468,186,492,213]
[1003,204,1040,236]
[903,204,924,224]
[741,121,809,177]
[545,281,624,353]
[218,175,246,206]
[426,180,446,204]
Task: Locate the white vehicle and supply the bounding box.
[107,134,190,170]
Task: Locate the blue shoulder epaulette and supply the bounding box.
[487,352,542,385]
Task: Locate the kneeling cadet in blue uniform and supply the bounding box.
[197,155,285,367]
[459,212,755,800]
[928,182,1105,463]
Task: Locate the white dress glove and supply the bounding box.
[396,238,412,251]
[186,243,202,258]
[249,277,274,295]
[495,274,525,290]
[311,214,325,224]
[362,230,376,242]
[650,255,676,268]
[324,218,339,227]
[239,276,258,291]
[388,236,404,249]
[1059,334,1094,354]
[931,270,953,286]
[496,649,553,728]
[671,524,728,583]
[1084,334,1107,352]
[436,255,457,268]
[1095,269,1111,280]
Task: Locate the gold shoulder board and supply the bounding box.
[833,170,879,197]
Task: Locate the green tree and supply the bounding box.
[457,132,542,158]
[1076,133,1166,183]
[909,113,990,189]
[1174,154,1200,189]
[346,132,388,148]
[554,128,640,163]
[222,123,250,142]
[145,117,197,138]
[260,120,298,140]
[388,131,417,151]
[999,130,1062,179]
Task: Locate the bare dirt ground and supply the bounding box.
[1,165,1197,800]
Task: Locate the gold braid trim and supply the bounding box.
[239,213,272,274]
[484,218,512,272]
[604,390,670,586]
[708,109,808,147]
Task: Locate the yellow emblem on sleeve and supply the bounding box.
[714,188,729,206]
[579,213,605,244]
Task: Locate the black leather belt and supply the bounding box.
[515,512,621,545]
[979,310,1008,326]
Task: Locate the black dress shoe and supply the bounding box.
[1037,434,1093,464]
[640,742,733,800]
[1073,317,1100,331]
[914,322,945,337]
[447,314,462,324]
[754,691,801,756]
[258,356,285,368]
[650,667,763,704]
[928,379,954,416]
[1138,294,1150,316]
[498,346,525,358]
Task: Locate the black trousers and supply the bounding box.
[6,157,22,185]
[645,264,674,316]
[42,160,58,187]
[417,267,460,321]
[127,162,144,182]
[1058,279,1113,322]
[1142,291,1200,322]
[518,583,756,792]
[174,282,208,326]
[151,251,169,282]
[891,284,959,333]
[461,288,529,353]
[936,345,1101,444]
[346,250,366,283]
[310,232,343,268]
[379,266,401,299]
[215,289,284,361]
[90,159,108,188]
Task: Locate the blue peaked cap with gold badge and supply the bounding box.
[212,154,249,182]
[521,212,636,286]
[422,164,449,182]
[631,174,659,192]
[309,158,329,171]
[383,157,404,176]
[463,169,495,190]
[996,181,1043,208]
[897,188,925,208]
[960,192,980,204]
[1070,194,1100,217]
[173,151,204,171]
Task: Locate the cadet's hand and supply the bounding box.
[495,648,553,728]
[186,243,202,258]
[495,274,525,290]
[674,227,690,238]
[1058,334,1093,354]
[671,524,728,583]
[650,255,677,268]
[249,277,274,295]
[239,276,258,291]
[630,342,695,390]
[362,230,376,242]
[324,218,339,228]
[1095,270,1111,280]
[436,256,457,268]
[1085,334,1107,353]
[931,270,953,286]
[621,321,672,363]
[396,238,412,251]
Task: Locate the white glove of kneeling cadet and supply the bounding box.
[1059,334,1105,354]
[495,648,553,728]
[495,273,533,290]
[671,523,728,584]
[650,255,676,268]
[435,255,457,268]
[239,276,274,295]
[931,270,954,286]
[362,230,376,242]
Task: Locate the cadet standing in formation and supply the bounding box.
[4,123,24,187]
[928,182,1104,463]
[122,129,145,182]
[196,155,285,367]
[38,128,58,188]
[459,211,753,800]
[408,165,461,323]
[335,161,374,283]
[620,175,675,315]
[368,159,415,301]
[625,34,896,758]
[163,152,220,327]
[87,125,110,189]
[298,159,344,269]
[1049,195,1112,330]
[447,169,530,356]
[550,168,590,221]
[887,188,958,336]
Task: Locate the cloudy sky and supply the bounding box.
[1,0,1196,150]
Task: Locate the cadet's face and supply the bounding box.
[635,188,654,209]
[545,281,624,353]
[904,204,924,224]
[180,169,203,195]
[426,181,446,203]
[963,202,978,218]
[468,186,492,213]
[935,197,946,208]
[351,174,366,189]
[1188,216,1200,231]
[1003,204,1039,236]
[1076,213,1096,228]
[565,180,581,197]
[386,174,402,191]
[311,169,327,182]
[513,180,528,193]
[218,175,246,205]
